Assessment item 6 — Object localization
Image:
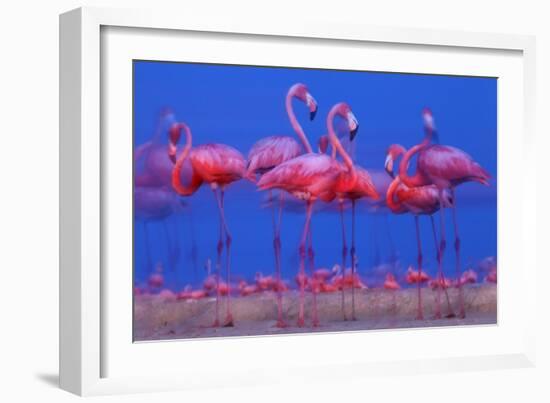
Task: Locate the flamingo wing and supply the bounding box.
[191,144,249,184]
[419,145,490,187]
[247,136,303,174]
[396,185,440,215]
[257,153,339,197]
[351,166,381,200]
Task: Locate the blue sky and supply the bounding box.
[133,60,497,289]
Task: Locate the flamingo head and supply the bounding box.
[422,107,436,132]
[318,135,329,154]
[168,123,182,163]
[160,107,175,124]
[290,83,318,120]
[332,102,359,141]
[384,144,407,177]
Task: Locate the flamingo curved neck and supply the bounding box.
[398,134,431,188]
[172,123,198,196]
[386,177,406,213]
[286,90,313,153]
[327,108,356,183]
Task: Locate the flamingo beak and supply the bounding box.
[310,108,317,121]
[384,155,394,178]
[350,125,358,141]
[347,111,359,141]
[307,94,318,121]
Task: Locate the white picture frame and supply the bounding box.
[59,6,537,396]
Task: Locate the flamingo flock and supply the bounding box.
[134,82,495,330]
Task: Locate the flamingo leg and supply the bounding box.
[384,213,397,267]
[143,221,152,275]
[170,217,182,288]
[162,220,175,273]
[450,189,465,318]
[339,200,348,321]
[350,199,357,321]
[212,188,223,327]
[188,207,198,284]
[162,218,179,290]
[271,190,286,328]
[430,215,455,318]
[308,221,319,327]
[430,213,442,318]
[414,215,424,320]
[297,200,313,327]
[217,188,234,327]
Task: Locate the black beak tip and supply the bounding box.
[169,154,176,164]
[350,126,358,141]
[310,108,317,121]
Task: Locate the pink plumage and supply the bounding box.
[257,153,342,201]
[169,121,250,328]
[246,83,318,328]
[418,145,490,188]
[190,143,250,186]
[247,136,303,175]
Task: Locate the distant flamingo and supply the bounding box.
[169,120,251,327]
[458,269,478,286]
[257,102,360,327]
[398,109,490,318]
[385,144,454,319]
[134,108,179,188]
[384,273,401,290]
[247,83,318,327]
[405,266,431,285]
[485,267,497,283]
[134,186,184,278]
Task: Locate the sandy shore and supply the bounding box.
[134,284,497,341]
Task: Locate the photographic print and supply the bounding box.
[133,61,497,341]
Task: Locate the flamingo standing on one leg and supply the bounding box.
[257,102,360,327]
[247,83,318,327]
[385,144,455,319]
[398,109,490,318]
[168,120,251,327]
[322,145,380,321]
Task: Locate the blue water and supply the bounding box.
[133,60,497,290]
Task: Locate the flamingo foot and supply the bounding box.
[274,319,288,328]
[312,319,320,328]
[433,311,442,320]
[223,314,234,327]
[416,313,425,321]
[211,319,220,328]
[457,309,465,319]
[297,317,305,327]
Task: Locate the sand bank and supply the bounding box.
[134,284,496,341]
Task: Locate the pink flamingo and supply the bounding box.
[247,83,318,327]
[169,120,251,327]
[257,102,359,327]
[398,109,490,318]
[134,108,180,188]
[385,144,455,319]
[323,140,380,321]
